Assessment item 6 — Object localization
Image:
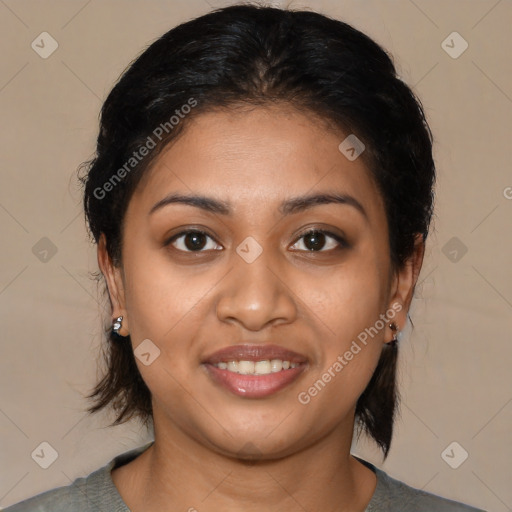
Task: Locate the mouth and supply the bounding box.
[201,344,308,398]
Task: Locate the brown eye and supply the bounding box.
[291,229,347,252]
[167,230,222,252]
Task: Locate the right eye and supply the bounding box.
[166,229,223,253]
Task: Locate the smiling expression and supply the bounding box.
[100,103,412,459]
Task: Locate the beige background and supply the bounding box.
[1,0,511,510]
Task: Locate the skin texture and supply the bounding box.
[98,105,425,512]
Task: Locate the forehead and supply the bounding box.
[130,105,385,225]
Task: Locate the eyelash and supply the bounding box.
[165,228,348,254]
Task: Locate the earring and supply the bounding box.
[112,315,124,336]
[388,322,399,345]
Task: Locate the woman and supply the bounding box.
[4,4,486,511]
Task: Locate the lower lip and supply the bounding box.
[203,363,306,398]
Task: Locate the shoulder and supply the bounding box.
[356,457,487,512]
[1,473,102,512]
[372,469,487,512]
[2,442,153,512]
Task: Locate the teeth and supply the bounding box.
[254,360,270,374]
[238,360,255,375]
[214,359,300,375]
[270,359,282,372]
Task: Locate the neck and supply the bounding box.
[111,409,377,512]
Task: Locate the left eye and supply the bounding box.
[168,230,222,252]
[290,229,346,252]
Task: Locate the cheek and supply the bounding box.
[122,242,214,344]
[301,246,386,345]
[296,346,382,433]
[297,283,385,417]
[294,246,386,397]
[122,250,212,414]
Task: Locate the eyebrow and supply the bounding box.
[149,192,368,220]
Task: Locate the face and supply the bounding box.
[99,105,422,459]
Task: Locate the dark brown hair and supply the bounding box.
[80,3,435,458]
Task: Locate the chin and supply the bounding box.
[194,419,310,462]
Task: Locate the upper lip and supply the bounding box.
[202,344,308,365]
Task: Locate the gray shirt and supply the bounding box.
[3,442,486,512]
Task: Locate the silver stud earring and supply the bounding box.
[389,322,399,345]
[112,316,123,335]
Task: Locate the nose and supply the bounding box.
[215,248,298,332]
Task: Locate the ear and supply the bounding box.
[97,233,130,336]
[386,233,426,342]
